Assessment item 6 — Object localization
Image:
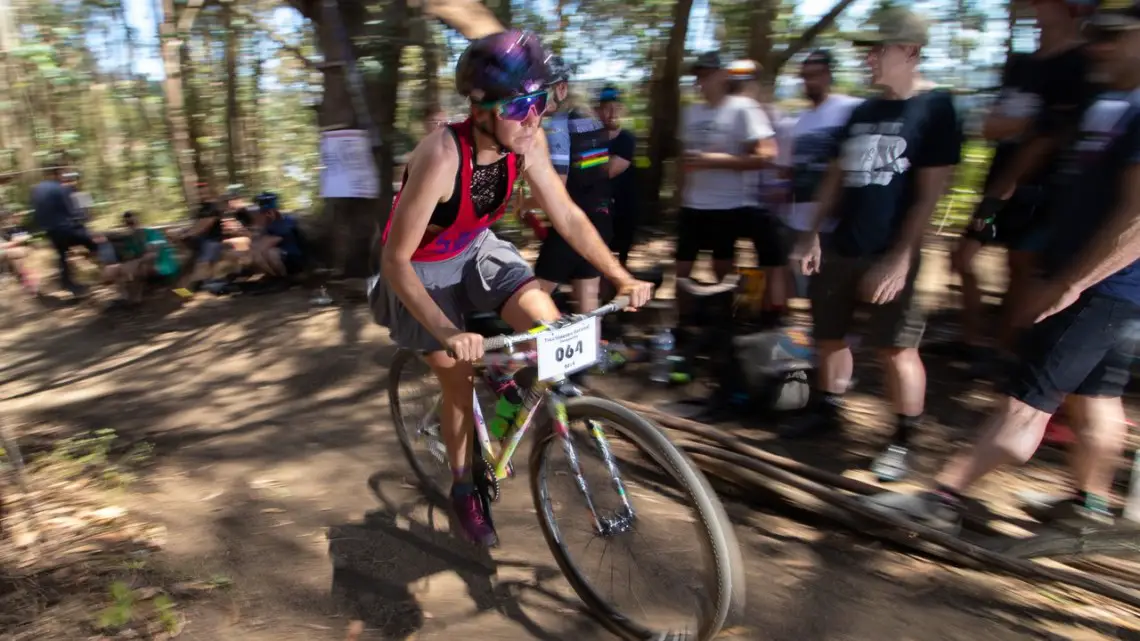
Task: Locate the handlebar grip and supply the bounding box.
[483,335,510,351]
[608,295,631,310]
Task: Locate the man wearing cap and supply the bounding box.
[786,9,962,484]
[953,0,1096,369]
[31,161,105,297]
[596,85,641,266]
[679,51,777,284]
[253,192,306,277]
[777,50,862,301]
[866,0,1140,533]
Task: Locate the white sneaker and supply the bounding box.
[872,444,909,483]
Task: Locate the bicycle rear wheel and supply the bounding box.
[389,349,450,503]
[530,395,745,640]
[388,348,499,503]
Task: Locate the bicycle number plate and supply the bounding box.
[536,317,599,381]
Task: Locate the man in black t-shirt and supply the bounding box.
[173,182,226,294]
[786,9,963,483]
[953,0,1093,360]
[533,57,614,314]
[867,1,1140,532]
[596,85,640,266]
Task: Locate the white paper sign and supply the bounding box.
[536,317,599,381]
[320,129,379,199]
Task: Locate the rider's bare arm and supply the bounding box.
[380,129,464,343]
[891,165,955,257]
[1055,165,1140,294]
[806,160,843,235]
[525,133,632,286]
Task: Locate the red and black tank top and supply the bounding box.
[382,118,519,262]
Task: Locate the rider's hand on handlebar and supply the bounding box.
[613,277,654,310]
[442,330,486,363]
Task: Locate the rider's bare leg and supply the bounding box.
[428,281,561,485]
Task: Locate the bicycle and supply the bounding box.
[388,296,747,640]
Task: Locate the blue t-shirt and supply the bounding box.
[828,89,962,257]
[1042,90,1140,303]
[30,180,81,232]
[265,214,302,258]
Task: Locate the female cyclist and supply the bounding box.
[369,30,654,547]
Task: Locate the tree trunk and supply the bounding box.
[0,0,33,183]
[224,2,240,186]
[157,0,199,206]
[180,33,209,190]
[250,36,264,189]
[643,0,694,218]
[419,18,440,116]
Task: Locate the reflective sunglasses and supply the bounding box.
[483,90,548,121]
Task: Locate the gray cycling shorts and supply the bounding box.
[367,229,535,352]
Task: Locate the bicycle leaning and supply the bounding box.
[388,296,746,640]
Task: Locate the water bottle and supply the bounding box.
[649,328,675,384]
[489,379,524,439]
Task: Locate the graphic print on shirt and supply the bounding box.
[840,121,910,188]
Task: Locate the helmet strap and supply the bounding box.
[474,112,510,155]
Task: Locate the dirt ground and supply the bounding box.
[2,238,1140,640]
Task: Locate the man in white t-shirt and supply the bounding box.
[776,50,863,296]
[679,51,777,282]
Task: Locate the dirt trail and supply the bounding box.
[0,244,1135,640]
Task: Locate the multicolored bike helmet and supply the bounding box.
[455,30,550,103]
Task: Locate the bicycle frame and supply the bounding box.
[471,352,568,480]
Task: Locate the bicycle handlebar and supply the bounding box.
[481,295,631,352]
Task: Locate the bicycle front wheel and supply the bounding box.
[530,395,746,640]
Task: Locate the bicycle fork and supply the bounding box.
[550,393,637,537]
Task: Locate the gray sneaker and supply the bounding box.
[862,490,963,535]
[871,444,910,483]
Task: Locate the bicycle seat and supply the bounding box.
[465,311,513,338]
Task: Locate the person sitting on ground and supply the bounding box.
[31,162,106,297]
[0,209,38,295]
[101,211,155,305]
[250,192,305,278]
[172,182,226,295]
[865,0,1140,534]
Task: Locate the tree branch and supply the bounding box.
[231,4,317,69]
[175,0,207,34]
[420,0,503,40]
[773,0,858,71]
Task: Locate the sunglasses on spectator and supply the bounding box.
[481,90,548,121]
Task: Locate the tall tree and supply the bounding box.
[156,0,200,205]
[643,0,694,218]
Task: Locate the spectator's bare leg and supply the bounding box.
[1065,395,1129,499]
[935,396,1051,493]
